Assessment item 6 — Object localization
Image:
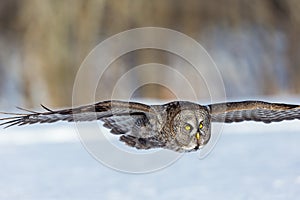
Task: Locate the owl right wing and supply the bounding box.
[0,100,166,149]
[0,100,152,128]
[208,101,300,123]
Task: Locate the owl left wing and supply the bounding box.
[208,101,300,123]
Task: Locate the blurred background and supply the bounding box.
[0,0,300,108]
[1,1,300,200]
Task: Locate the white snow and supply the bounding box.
[0,117,300,199]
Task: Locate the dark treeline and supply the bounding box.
[0,0,299,107]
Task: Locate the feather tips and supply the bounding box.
[209,101,300,123]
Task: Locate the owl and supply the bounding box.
[1,100,300,152]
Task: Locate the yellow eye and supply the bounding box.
[184,124,191,131]
[199,122,203,129]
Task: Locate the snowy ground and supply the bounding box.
[0,120,300,200]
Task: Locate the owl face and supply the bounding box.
[172,109,211,151]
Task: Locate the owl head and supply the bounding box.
[172,106,211,152]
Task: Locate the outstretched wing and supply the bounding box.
[0,100,166,150]
[208,101,300,123]
[0,100,152,130]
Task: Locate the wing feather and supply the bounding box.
[0,100,152,128]
[208,101,300,123]
[0,100,169,150]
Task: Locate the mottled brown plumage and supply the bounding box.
[209,101,300,123]
[1,100,300,152]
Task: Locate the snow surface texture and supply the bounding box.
[0,119,300,200]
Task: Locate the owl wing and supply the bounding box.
[0,100,152,128]
[208,101,300,123]
[0,100,164,149]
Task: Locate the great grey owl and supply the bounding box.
[1,100,300,152]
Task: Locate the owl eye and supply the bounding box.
[199,121,204,129]
[184,124,192,132]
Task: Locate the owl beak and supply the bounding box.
[195,132,200,142]
[193,132,201,150]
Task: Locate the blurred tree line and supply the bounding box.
[0,0,300,108]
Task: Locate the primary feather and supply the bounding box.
[209,101,300,123]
